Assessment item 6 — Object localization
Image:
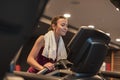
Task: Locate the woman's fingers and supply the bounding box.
[44,62,55,70]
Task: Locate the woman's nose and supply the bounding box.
[65,27,68,31]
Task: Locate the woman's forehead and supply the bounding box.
[57,18,68,23]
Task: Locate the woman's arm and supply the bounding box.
[27,35,45,71]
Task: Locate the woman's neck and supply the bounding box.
[53,31,60,44]
[55,34,60,43]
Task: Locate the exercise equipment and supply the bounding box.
[36,27,111,80]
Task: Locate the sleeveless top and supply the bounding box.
[27,47,56,73]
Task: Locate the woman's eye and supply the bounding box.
[61,23,67,26]
[61,24,65,26]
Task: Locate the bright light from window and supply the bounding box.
[63,13,71,18]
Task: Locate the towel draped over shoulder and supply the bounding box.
[42,30,67,61]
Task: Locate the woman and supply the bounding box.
[27,15,68,73]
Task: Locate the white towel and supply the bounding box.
[42,31,67,61]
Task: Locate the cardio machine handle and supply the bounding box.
[37,68,48,74]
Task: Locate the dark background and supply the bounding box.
[0,0,48,79]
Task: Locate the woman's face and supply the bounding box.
[54,18,68,36]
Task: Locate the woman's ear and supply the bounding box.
[51,24,56,30]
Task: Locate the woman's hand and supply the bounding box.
[43,62,55,70]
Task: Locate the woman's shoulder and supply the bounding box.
[36,35,45,44]
[37,35,44,40]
